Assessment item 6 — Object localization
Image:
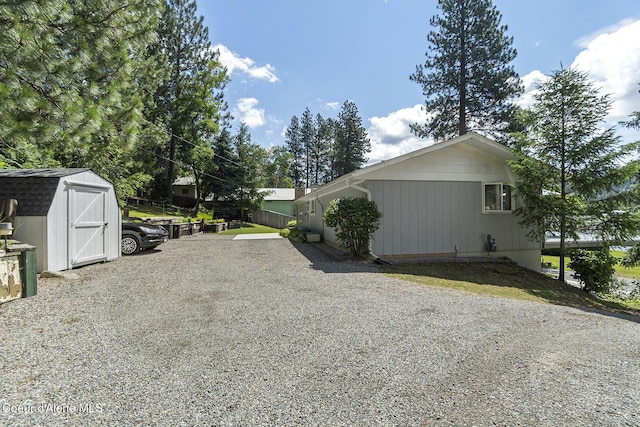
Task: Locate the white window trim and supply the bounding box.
[308,199,316,216]
[482,182,514,214]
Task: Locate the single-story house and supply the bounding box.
[293,132,541,271]
[0,168,121,272]
[173,176,198,199]
[171,176,217,207]
[251,188,309,229]
[259,188,309,216]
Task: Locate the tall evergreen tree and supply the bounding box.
[0,1,160,202]
[311,114,331,184]
[207,125,239,215]
[324,118,339,182]
[264,146,293,188]
[333,101,370,177]
[285,116,304,187]
[511,67,640,282]
[410,0,522,142]
[234,123,266,218]
[147,0,226,201]
[300,107,316,188]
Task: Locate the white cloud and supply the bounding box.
[517,70,546,109]
[325,101,340,111]
[233,98,266,128]
[571,19,640,122]
[214,44,279,83]
[519,20,640,124]
[366,105,433,164]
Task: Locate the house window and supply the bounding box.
[181,188,189,195]
[308,199,316,215]
[483,183,513,213]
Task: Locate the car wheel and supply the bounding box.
[121,235,140,255]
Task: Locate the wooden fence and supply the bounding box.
[252,210,294,230]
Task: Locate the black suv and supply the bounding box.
[121,218,169,255]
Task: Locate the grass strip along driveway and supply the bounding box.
[384,261,640,314]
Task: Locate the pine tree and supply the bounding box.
[0,1,160,201]
[333,101,370,177]
[410,0,522,142]
[148,0,226,202]
[207,112,240,217]
[234,123,266,218]
[300,107,316,188]
[264,146,293,188]
[511,67,640,282]
[311,114,331,184]
[285,116,304,188]
[324,118,339,182]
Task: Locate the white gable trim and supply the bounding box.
[295,132,516,203]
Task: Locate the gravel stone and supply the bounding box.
[0,233,638,426]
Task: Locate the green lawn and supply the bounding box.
[123,204,213,222]
[542,249,640,279]
[384,262,640,315]
[218,223,280,235]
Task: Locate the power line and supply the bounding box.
[140,117,247,170]
[137,146,239,187]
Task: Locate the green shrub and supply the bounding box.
[280,227,305,242]
[324,197,382,260]
[287,219,297,228]
[568,248,617,293]
[287,228,306,242]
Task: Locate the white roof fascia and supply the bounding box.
[294,177,354,204]
[260,188,296,201]
[294,132,515,202]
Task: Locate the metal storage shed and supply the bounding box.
[0,169,121,272]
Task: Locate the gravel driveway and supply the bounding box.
[1,234,639,426]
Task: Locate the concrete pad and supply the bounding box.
[232,233,283,240]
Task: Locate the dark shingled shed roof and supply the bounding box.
[0,168,90,216]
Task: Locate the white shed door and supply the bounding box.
[69,184,108,268]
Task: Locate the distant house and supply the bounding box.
[250,188,309,229]
[173,176,197,199]
[171,176,215,208]
[260,188,305,216]
[171,176,197,208]
[293,132,541,271]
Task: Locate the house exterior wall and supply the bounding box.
[292,135,541,271]
[172,184,197,200]
[295,186,367,244]
[364,180,540,271]
[363,142,513,183]
[263,200,294,216]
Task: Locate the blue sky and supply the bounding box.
[199,1,640,163]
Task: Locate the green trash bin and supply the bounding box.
[21,248,37,297]
[12,246,38,298]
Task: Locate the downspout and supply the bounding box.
[346,178,380,260]
[316,196,324,239]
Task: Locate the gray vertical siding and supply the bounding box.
[365,180,538,257]
[297,186,367,244]
[295,179,540,270]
